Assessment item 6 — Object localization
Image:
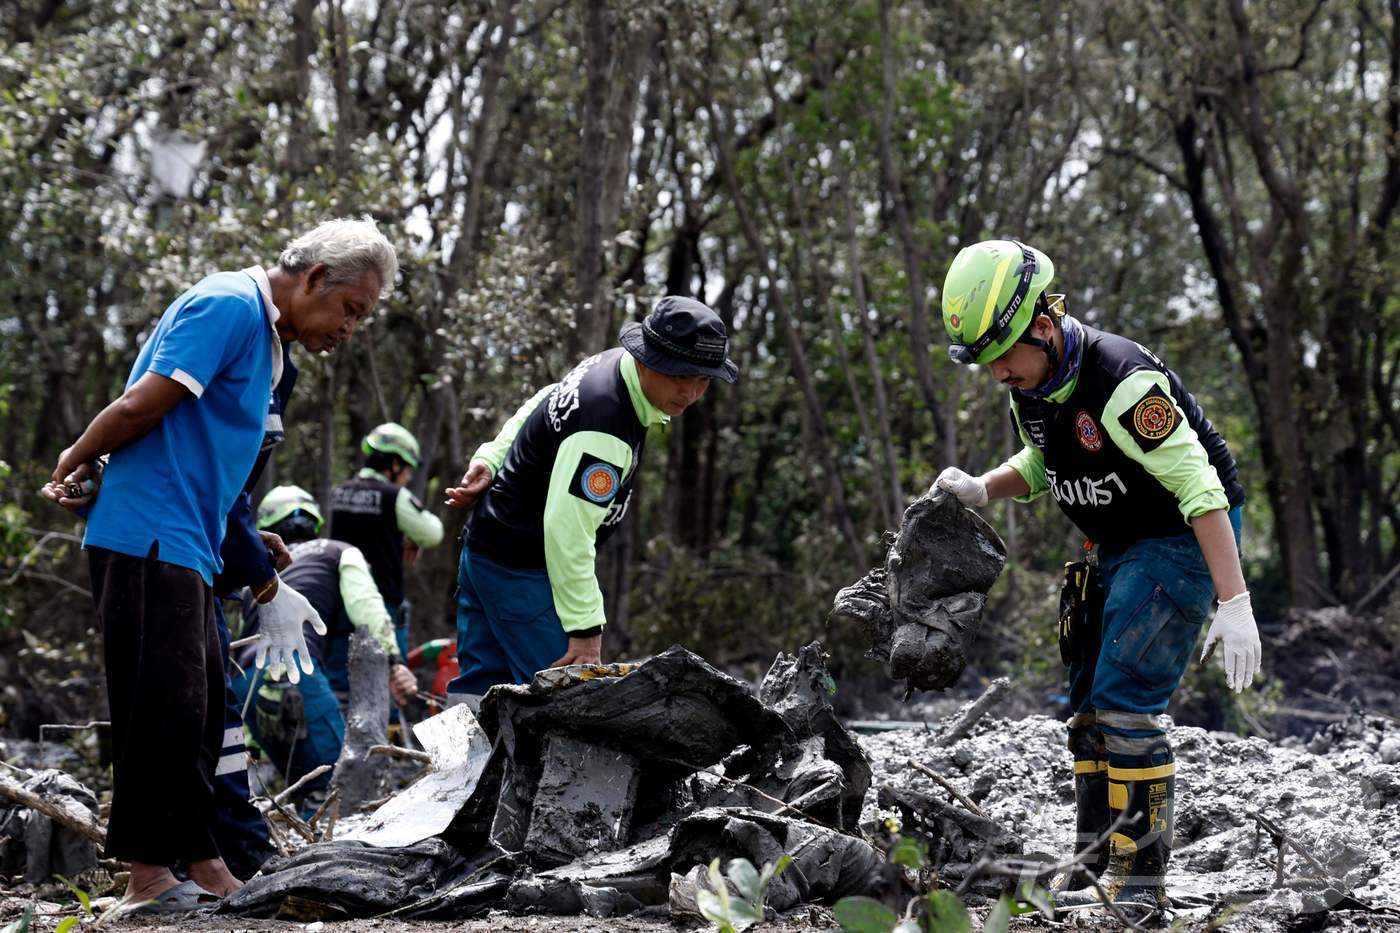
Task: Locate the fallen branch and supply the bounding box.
[1351,559,1400,614]
[274,765,333,806]
[308,788,339,832]
[325,797,340,840]
[1269,706,1347,724]
[1299,689,1397,724]
[368,744,432,765]
[1252,812,1331,880]
[261,804,293,857]
[0,775,105,845]
[937,677,1010,746]
[954,808,1145,931]
[907,759,985,817]
[1236,705,1276,739]
[251,770,315,843]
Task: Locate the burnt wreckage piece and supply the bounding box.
[0,769,99,885]
[220,644,885,920]
[831,490,1007,692]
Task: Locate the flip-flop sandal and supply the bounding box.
[130,879,222,915]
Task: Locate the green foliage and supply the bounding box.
[835,831,1052,932]
[696,855,793,932]
[3,0,1394,717]
[55,875,91,917]
[832,896,901,932]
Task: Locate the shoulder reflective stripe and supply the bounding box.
[265,413,283,433]
[1095,710,1161,730]
[977,254,1017,337]
[214,752,246,776]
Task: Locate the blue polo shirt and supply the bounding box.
[84,271,277,584]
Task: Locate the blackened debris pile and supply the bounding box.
[0,769,99,885]
[831,490,1007,692]
[220,643,891,921]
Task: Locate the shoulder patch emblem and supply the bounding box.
[1075,411,1102,452]
[570,454,624,506]
[1118,384,1179,452]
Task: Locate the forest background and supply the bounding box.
[2,0,1398,732]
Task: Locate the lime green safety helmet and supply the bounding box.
[256,484,324,533]
[942,239,1055,365]
[361,422,421,468]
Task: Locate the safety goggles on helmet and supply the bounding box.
[947,240,1038,365]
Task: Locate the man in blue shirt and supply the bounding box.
[43,219,398,911]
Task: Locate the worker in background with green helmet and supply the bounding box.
[232,485,416,816]
[933,239,1261,918]
[329,423,444,659]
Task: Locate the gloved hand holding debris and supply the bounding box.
[1201,591,1262,692]
[255,577,326,684]
[931,466,989,507]
[831,489,1007,692]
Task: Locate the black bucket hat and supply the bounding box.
[619,296,739,384]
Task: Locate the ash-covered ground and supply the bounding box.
[5,706,1399,931]
[858,707,1400,929]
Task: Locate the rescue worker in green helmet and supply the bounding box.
[329,423,444,659]
[231,485,416,815]
[933,239,1261,917]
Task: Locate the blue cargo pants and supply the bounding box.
[446,547,570,708]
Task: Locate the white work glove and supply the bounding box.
[931,466,989,507]
[254,578,326,685]
[1200,591,1262,692]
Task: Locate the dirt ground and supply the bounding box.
[5,608,1400,932]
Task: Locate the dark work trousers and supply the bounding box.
[208,601,275,878]
[88,544,224,866]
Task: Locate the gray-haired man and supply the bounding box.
[43,218,397,911]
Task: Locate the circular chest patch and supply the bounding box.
[1075,411,1102,452]
[1132,396,1176,440]
[580,463,620,503]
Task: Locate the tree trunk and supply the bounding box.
[706,97,864,565]
[573,0,613,355]
[877,0,954,465]
[835,160,905,528]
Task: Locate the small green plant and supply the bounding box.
[697,855,793,932]
[56,873,94,932]
[833,834,1054,933]
[56,873,142,928]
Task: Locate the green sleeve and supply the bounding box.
[338,546,400,661]
[472,384,556,477]
[542,430,635,633]
[395,485,444,548]
[1101,370,1229,522]
[1003,398,1050,503]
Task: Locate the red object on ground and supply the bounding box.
[407,638,459,716]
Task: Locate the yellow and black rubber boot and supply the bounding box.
[1054,714,1110,892]
[1059,751,1174,922]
